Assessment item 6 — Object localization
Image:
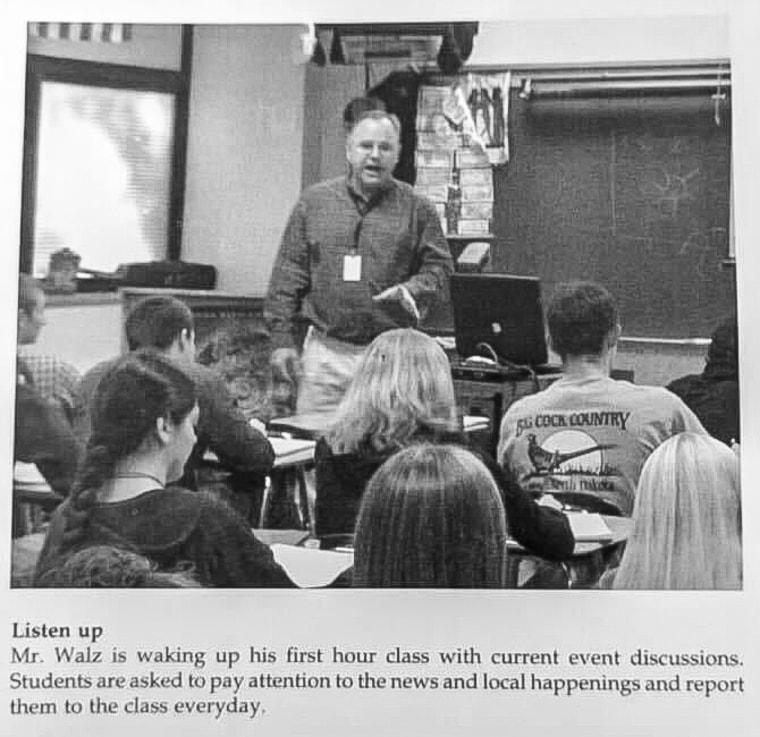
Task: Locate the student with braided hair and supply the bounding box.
[34,351,294,588]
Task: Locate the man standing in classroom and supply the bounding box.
[265,109,453,414]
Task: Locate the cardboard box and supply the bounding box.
[416,130,460,150]
[415,167,452,187]
[459,168,493,187]
[414,184,450,203]
[457,219,492,235]
[460,183,494,201]
[414,150,452,169]
[460,201,493,220]
[456,148,491,169]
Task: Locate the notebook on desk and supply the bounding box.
[565,512,614,542]
[450,273,550,368]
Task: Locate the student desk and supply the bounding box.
[12,463,63,538]
[508,515,632,589]
[202,436,316,530]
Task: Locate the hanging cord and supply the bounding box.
[475,341,540,391]
[475,341,499,363]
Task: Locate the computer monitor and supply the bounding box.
[450,273,548,366]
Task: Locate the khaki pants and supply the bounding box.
[296,328,367,416]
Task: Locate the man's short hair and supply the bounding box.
[18,273,41,315]
[347,109,401,138]
[547,282,619,359]
[343,96,386,131]
[125,296,194,352]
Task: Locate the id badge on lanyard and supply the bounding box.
[343,253,362,282]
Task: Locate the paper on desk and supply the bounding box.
[269,437,316,466]
[270,544,353,588]
[463,415,490,432]
[566,512,613,542]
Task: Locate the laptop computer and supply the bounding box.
[450,273,549,367]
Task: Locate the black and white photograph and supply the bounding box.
[9,17,741,590]
[2,2,758,735]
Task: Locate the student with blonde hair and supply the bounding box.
[353,444,508,588]
[315,328,574,561]
[609,432,741,590]
[326,326,458,456]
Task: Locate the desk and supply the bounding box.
[507,516,632,589]
[205,437,316,470]
[13,464,64,538]
[269,413,490,440]
[203,437,316,530]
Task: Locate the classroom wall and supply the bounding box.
[26,24,182,70]
[32,298,123,374]
[468,16,729,66]
[181,25,308,297]
[299,14,728,384]
[615,341,707,387]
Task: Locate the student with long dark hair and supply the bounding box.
[35,351,293,588]
[315,328,574,560]
[353,444,508,588]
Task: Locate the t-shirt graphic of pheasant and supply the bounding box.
[526,432,616,476]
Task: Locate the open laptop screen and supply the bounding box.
[450,273,548,366]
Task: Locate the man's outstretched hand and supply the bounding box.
[371,284,420,324]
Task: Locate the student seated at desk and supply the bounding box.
[602,433,741,590]
[74,296,274,516]
[315,328,574,560]
[17,274,81,418]
[667,315,739,447]
[15,359,81,497]
[498,282,706,516]
[36,352,294,588]
[353,444,508,588]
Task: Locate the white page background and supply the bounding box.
[1,2,758,735]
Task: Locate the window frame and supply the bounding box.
[20,27,192,275]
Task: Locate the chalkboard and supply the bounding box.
[492,91,735,339]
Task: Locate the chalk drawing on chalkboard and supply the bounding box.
[639,167,700,219]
